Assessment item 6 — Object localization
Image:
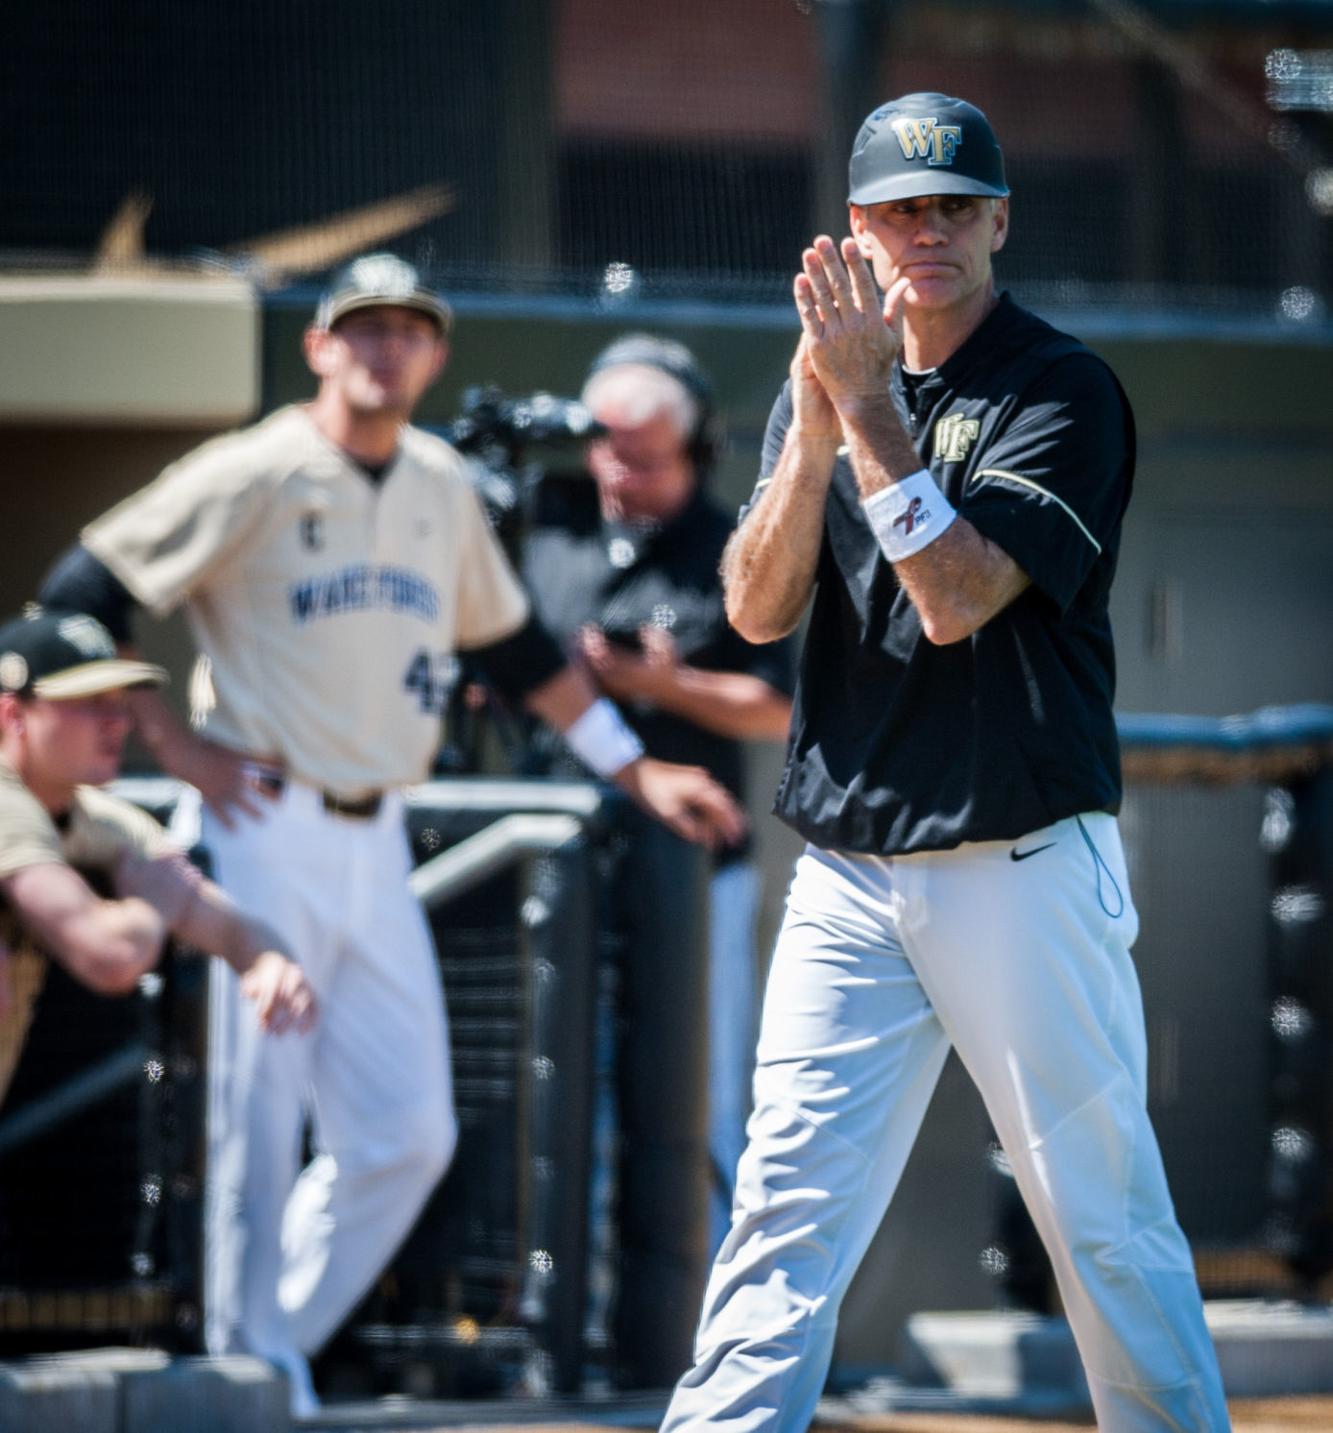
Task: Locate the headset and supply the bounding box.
[584,333,722,480]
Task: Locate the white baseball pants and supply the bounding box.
[196,782,456,1368]
[663,814,1230,1432]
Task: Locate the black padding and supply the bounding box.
[469,613,568,703]
[37,545,139,643]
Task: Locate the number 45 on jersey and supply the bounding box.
[403,649,459,715]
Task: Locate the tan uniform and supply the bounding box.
[0,757,167,1102]
[81,402,523,1373]
[85,405,529,796]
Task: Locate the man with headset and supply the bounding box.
[523,335,795,1253]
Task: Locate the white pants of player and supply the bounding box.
[664,814,1230,1433]
[197,783,456,1367]
[709,861,761,1256]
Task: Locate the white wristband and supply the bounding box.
[563,697,646,779]
[862,469,957,562]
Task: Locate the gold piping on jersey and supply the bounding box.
[969,468,1102,554]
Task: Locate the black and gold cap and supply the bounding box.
[0,609,166,700]
[315,253,453,335]
[849,92,1008,206]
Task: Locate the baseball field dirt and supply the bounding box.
[389,1397,1333,1432]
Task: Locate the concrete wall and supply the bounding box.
[0,276,258,425]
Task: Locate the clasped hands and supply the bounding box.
[791,236,909,437]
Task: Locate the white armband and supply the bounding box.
[862,469,957,562]
[563,698,645,779]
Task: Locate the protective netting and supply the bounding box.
[3,0,1329,321]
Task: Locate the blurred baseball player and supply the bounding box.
[0,609,314,1107]
[662,94,1229,1431]
[39,254,742,1415]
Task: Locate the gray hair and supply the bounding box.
[580,363,699,444]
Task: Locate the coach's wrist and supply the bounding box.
[831,392,893,427]
[788,420,841,450]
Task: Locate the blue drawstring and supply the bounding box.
[1076,814,1125,919]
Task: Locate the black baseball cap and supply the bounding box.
[848,92,1008,206]
[0,610,167,700]
[315,253,453,335]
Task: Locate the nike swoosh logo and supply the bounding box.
[1010,841,1056,862]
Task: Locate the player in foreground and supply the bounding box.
[661,93,1229,1431]
[39,255,743,1414]
[0,609,315,1106]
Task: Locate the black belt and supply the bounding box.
[247,766,383,820]
[320,789,384,820]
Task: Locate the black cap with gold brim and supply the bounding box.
[0,610,167,700]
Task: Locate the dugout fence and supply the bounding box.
[0,940,208,1355]
[1116,705,1333,1297]
[0,787,211,1357]
[314,779,712,1398]
[869,705,1333,1368]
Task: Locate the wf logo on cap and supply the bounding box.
[0,653,28,692]
[892,117,964,167]
[57,614,116,659]
[344,253,421,301]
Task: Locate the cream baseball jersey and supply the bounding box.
[0,757,168,1100]
[84,406,530,795]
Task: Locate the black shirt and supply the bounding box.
[523,479,795,863]
[753,293,1134,856]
